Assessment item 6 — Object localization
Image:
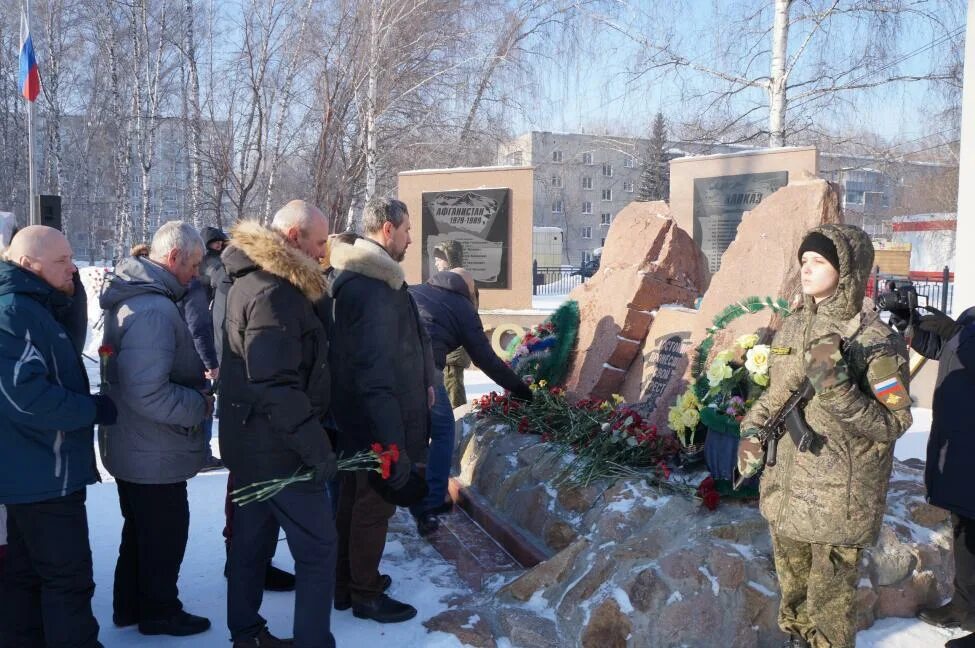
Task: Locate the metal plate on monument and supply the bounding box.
[640,332,693,414]
[693,171,788,272]
[421,189,510,288]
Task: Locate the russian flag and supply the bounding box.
[18,9,41,102]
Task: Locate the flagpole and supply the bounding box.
[25,0,36,226]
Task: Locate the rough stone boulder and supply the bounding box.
[691,176,842,363]
[433,416,954,647]
[564,201,709,401]
[621,177,843,420]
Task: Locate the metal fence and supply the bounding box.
[869,266,954,313]
[532,264,585,296]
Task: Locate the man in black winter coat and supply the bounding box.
[409,268,531,534]
[902,306,975,646]
[329,197,433,624]
[219,201,338,648]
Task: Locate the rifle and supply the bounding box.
[733,378,816,490]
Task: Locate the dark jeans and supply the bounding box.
[411,381,454,516]
[0,488,101,648]
[224,474,280,562]
[954,513,975,609]
[113,480,189,622]
[227,482,336,648]
[335,470,396,601]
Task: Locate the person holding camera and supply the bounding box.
[891,303,975,647]
[736,225,912,648]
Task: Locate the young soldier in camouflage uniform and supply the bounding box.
[736,224,913,648]
[433,240,475,407]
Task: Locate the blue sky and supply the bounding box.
[515,1,965,147]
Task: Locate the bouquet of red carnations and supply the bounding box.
[231,443,400,505]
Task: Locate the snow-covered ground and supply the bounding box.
[74,268,968,646]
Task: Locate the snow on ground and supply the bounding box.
[76,268,967,646]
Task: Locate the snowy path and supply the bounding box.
[88,471,469,647]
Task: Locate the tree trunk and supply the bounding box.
[768,0,791,148]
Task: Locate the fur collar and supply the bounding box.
[329,237,405,290]
[228,220,328,301]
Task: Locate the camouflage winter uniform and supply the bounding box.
[437,240,475,408]
[444,347,471,408]
[738,224,913,648]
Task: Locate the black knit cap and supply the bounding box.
[798,231,840,272]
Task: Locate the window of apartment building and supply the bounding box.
[582,176,593,190]
[623,181,633,192]
[552,199,563,213]
[623,156,634,168]
[506,151,523,166]
[552,150,563,163]
[551,175,562,187]
[600,213,612,226]
[845,191,864,205]
[582,152,593,165]
[601,238,606,246]
[581,201,592,214]
[602,163,613,177]
[581,227,592,239]
[582,250,594,263]
[601,188,612,201]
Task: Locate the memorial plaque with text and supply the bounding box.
[421,189,510,289]
[639,332,694,414]
[693,171,788,272]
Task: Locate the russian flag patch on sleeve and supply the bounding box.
[871,375,910,411]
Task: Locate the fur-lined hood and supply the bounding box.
[329,237,405,291]
[222,220,328,302]
[802,223,874,321]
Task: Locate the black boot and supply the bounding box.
[947,633,975,648]
[416,512,440,537]
[264,564,295,592]
[233,627,294,647]
[919,600,975,629]
[334,574,392,611]
[138,610,211,637]
[351,593,417,623]
[782,635,810,648]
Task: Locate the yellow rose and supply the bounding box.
[681,407,700,430]
[668,406,684,432]
[539,379,548,388]
[736,333,759,349]
[715,350,734,363]
[745,344,771,375]
[706,361,733,385]
[682,390,700,409]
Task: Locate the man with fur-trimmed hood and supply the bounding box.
[736,224,912,648]
[328,197,433,624]
[219,201,338,648]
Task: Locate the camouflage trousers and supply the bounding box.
[444,347,470,409]
[443,363,467,409]
[771,532,862,648]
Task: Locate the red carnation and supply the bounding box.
[702,490,720,511]
[370,442,383,455]
[388,444,400,463]
[98,344,115,358]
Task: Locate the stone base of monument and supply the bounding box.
[424,415,955,648]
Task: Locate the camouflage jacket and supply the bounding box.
[741,225,912,547]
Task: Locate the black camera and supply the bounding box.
[876,285,918,314]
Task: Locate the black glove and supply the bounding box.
[888,311,910,332]
[92,394,118,426]
[918,311,962,341]
[368,468,429,507]
[511,383,533,402]
[387,454,413,491]
[311,452,338,484]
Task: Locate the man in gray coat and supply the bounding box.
[99,221,213,638]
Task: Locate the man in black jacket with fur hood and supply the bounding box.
[329,197,433,624]
[219,201,338,648]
